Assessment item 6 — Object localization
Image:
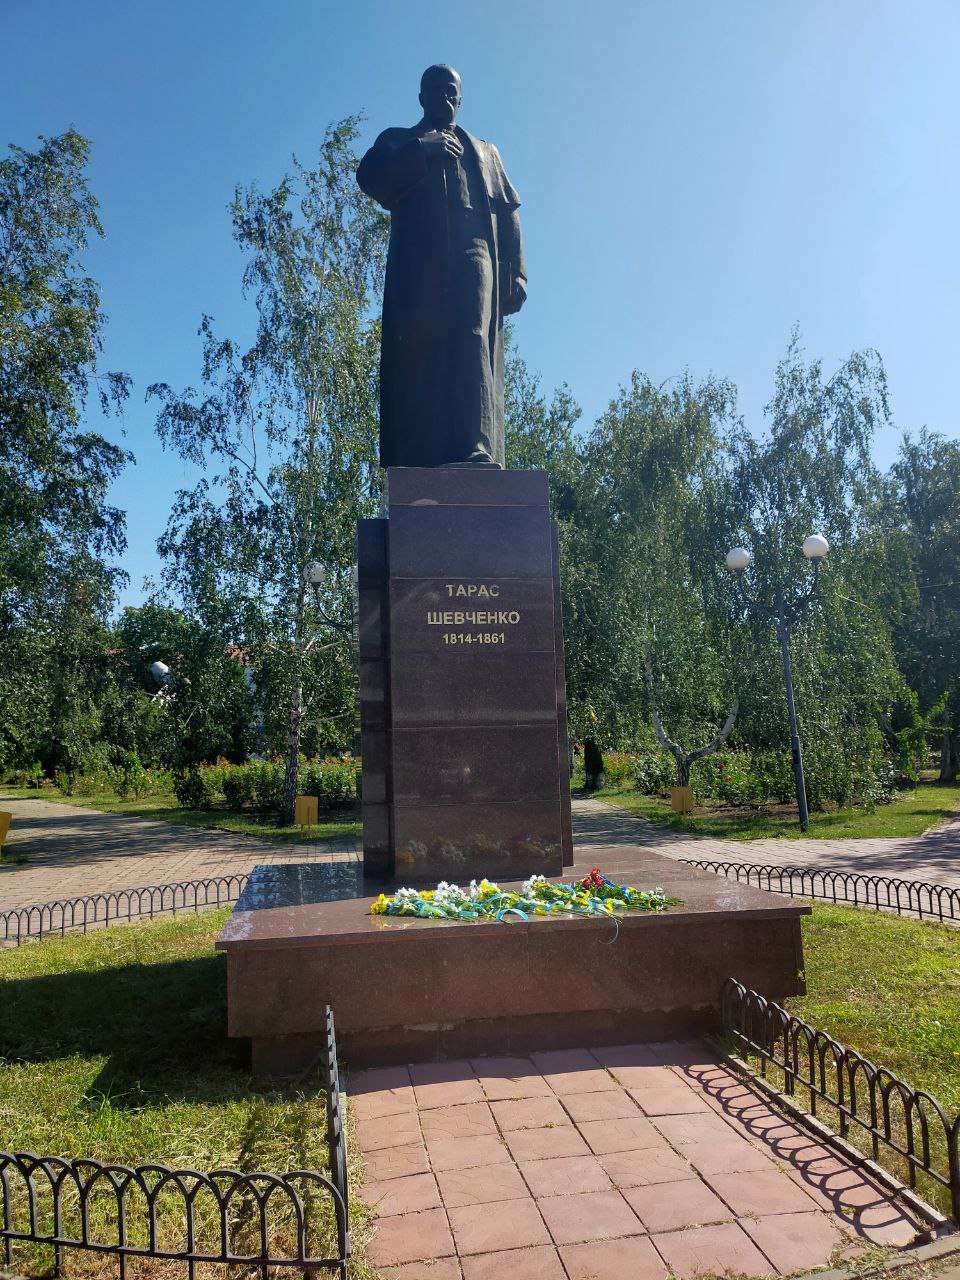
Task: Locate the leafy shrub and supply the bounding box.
[692,751,753,806]
[221,765,255,809]
[174,768,214,810]
[55,766,112,796]
[626,737,897,813]
[250,760,284,810]
[746,750,795,805]
[802,725,895,811]
[111,752,149,800]
[209,756,359,813]
[629,749,675,794]
[144,767,176,796]
[601,752,633,787]
[199,759,231,800]
[7,762,43,788]
[301,756,359,806]
[690,749,795,806]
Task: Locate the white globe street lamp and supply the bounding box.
[303,560,352,639]
[723,534,829,832]
[724,546,752,573]
[802,534,830,561]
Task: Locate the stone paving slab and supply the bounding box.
[2,790,958,917]
[573,797,960,889]
[0,794,360,910]
[353,1040,928,1278]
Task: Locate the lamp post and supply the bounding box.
[304,561,353,638]
[724,534,830,833]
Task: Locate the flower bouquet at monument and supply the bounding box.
[370,868,677,921]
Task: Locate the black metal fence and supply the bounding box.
[0,875,250,946]
[682,860,960,924]
[721,977,960,1221]
[13,860,956,950]
[0,1008,350,1280]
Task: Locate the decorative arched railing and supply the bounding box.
[0,875,249,946]
[0,1008,349,1278]
[721,978,960,1221]
[681,861,960,924]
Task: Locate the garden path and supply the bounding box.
[0,793,361,909]
[3,793,960,912]
[574,797,960,890]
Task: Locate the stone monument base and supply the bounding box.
[357,468,573,883]
[216,847,807,1074]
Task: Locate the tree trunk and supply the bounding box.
[281,678,303,825]
[940,692,957,782]
[643,650,739,795]
[281,583,309,825]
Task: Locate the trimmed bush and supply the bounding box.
[626,740,897,812]
[110,752,149,800]
[301,756,359,806]
[628,748,675,795]
[173,768,214,810]
[600,752,633,787]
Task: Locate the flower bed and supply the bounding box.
[371,868,676,921]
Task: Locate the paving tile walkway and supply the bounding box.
[573,797,960,890]
[0,794,360,910]
[3,791,959,913]
[351,1039,928,1279]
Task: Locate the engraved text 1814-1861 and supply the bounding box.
[424,582,520,645]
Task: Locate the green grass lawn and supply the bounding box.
[792,905,960,1113]
[0,786,361,845]
[0,911,375,1278]
[590,780,960,840]
[785,905,960,1217]
[2,901,959,1261]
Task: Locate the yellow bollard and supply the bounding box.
[294,795,319,830]
[669,786,694,814]
[0,812,11,847]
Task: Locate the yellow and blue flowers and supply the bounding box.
[370,869,675,920]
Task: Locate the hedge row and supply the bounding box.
[173,756,358,811]
[592,743,900,810]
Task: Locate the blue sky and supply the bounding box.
[6,0,959,609]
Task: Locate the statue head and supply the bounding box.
[419,64,462,130]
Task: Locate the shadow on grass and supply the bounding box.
[0,952,310,1107]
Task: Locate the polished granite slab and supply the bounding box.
[386,467,549,507]
[356,466,572,883]
[217,846,808,1071]
[216,845,808,950]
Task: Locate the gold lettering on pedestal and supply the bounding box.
[426,610,520,626]
[425,583,520,646]
[444,583,500,598]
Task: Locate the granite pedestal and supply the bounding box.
[218,467,807,1076]
[357,468,573,882]
[216,847,808,1074]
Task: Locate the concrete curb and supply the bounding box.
[794,1231,960,1278]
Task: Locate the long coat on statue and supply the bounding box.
[357,123,526,468]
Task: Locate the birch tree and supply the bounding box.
[151,118,387,821]
[0,129,130,776]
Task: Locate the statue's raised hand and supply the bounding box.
[421,130,464,162]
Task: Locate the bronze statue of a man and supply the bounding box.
[357,64,526,469]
